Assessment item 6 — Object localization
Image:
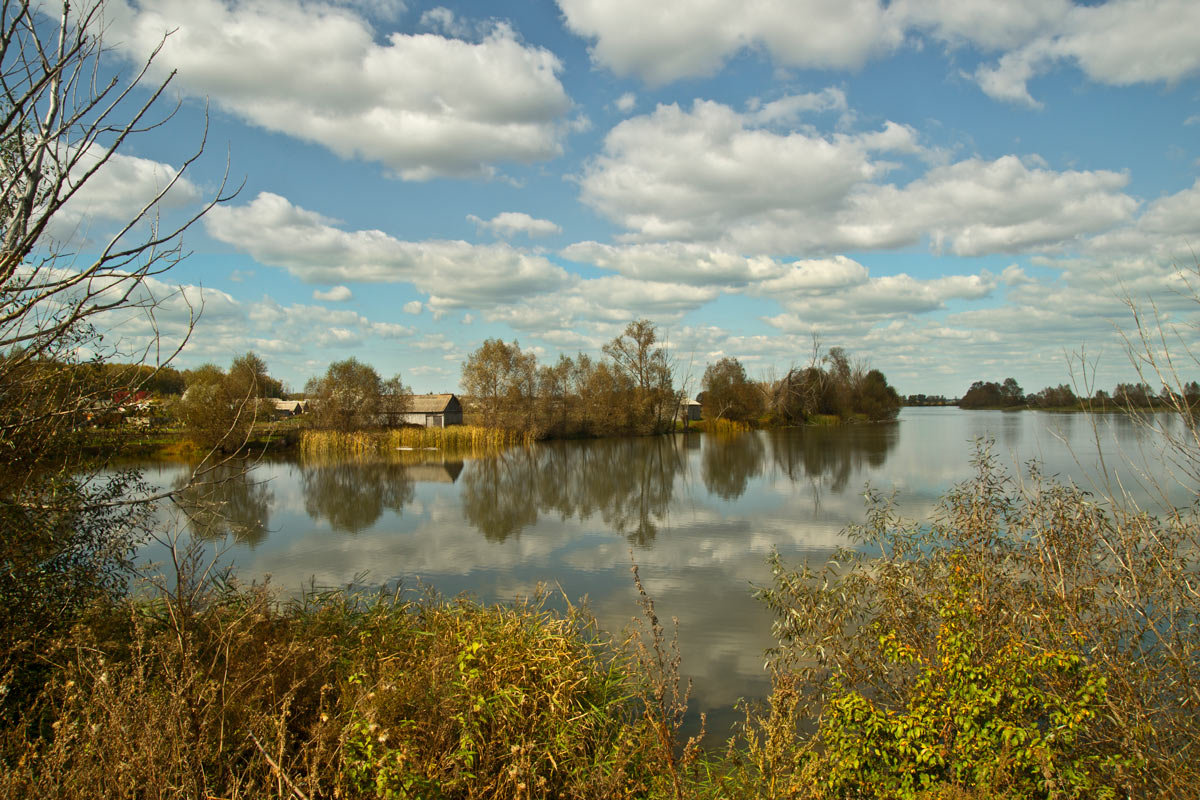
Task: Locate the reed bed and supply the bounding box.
[691,417,752,435]
[299,425,532,459]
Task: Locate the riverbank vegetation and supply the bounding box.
[4,444,1198,798]
[299,425,534,458]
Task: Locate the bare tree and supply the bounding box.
[0,0,232,700]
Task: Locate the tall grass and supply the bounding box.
[0,560,682,799]
[690,418,752,435]
[299,425,533,460]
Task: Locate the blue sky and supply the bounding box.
[62,0,1200,396]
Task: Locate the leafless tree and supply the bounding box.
[0,0,234,689]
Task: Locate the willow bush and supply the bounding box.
[738,441,1199,799]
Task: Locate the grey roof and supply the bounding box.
[406,393,457,414]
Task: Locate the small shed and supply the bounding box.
[395,393,464,428]
[270,398,306,417]
[679,398,702,422]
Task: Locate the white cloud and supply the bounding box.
[485,275,719,331]
[45,145,200,244]
[403,300,423,314]
[559,0,1198,109]
[747,88,848,125]
[615,92,636,113]
[467,211,562,237]
[557,0,902,85]
[893,0,1072,50]
[973,0,1200,105]
[561,241,784,286]
[106,0,572,179]
[205,192,573,310]
[313,285,353,302]
[580,100,920,246]
[580,101,1135,255]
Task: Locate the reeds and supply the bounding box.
[691,417,752,436]
[299,425,533,460]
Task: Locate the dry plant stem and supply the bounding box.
[629,558,703,800]
[249,732,310,800]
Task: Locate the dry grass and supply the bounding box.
[0,566,674,800]
[691,418,753,436]
[299,426,533,460]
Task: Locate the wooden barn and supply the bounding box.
[393,393,464,428]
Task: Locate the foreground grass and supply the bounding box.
[0,576,709,800]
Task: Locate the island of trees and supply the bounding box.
[956,377,1200,410]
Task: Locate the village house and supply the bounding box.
[679,397,702,423]
[269,398,308,417]
[391,393,464,428]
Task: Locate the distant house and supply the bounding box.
[392,393,464,428]
[269,398,307,417]
[679,398,702,422]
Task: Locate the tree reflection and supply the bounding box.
[768,423,898,493]
[460,435,686,545]
[173,461,273,546]
[701,432,765,500]
[301,460,414,534]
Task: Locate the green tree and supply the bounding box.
[602,319,677,434]
[176,361,258,453]
[460,338,538,430]
[701,356,762,422]
[305,358,386,432]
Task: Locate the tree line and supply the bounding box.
[461,322,902,438]
[959,377,1200,410]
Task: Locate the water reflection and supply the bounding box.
[301,460,415,534]
[768,423,899,492]
[462,436,687,545]
[136,409,1189,748]
[701,432,764,499]
[173,461,274,546]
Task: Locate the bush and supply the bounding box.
[745,441,1199,798]
[0,563,671,800]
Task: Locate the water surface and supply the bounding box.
[136,407,1194,739]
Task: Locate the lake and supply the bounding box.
[134,406,1195,740]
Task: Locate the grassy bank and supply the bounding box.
[0,574,703,800]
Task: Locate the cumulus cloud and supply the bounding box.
[403,300,423,314]
[580,100,1136,255]
[559,0,1198,108]
[44,145,200,244]
[467,211,562,238]
[973,0,1200,105]
[105,0,572,179]
[313,285,353,302]
[580,100,919,244]
[485,274,719,331]
[562,241,783,286]
[557,0,902,85]
[205,192,573,310]
[615,92,636,113]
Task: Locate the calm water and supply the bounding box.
[134,407,1195,739]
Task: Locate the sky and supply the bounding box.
[55,0,1200,397]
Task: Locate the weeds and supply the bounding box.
[0,564,662,799]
